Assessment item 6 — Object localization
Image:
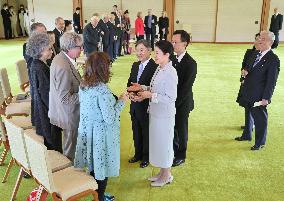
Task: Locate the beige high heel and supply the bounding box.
[150,175,174,187]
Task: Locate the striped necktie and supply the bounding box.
[253,52,262,67]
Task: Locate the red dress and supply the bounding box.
[135,17,144,36]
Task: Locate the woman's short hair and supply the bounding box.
[155,40,174,55]
[26,32,50,59]
[137,12,142,18]
[60,32,82,52]
[81,52,111,88]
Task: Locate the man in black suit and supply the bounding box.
[83,14,102,56]
[1,3,12,39]
[53,17,65,54]
[73,7,81,34]
[98,15,110,54]
[171,30,197,167]
[127,40,157,168]
[269,8,283,49]
[144,9,158,50]
[235,31,280,151]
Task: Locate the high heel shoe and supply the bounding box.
[148,175,160,182]
[150,175,174,187]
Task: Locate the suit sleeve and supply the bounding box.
[83,26,97,46]
[98,93,125,125]
[262,59,280,101]
[176,60,197,107]
[55,65,79,105]
[242,49,252,70]
[279,15,283,30]
[37,66,50,108]
[127,64,134,87]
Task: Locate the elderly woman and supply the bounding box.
[74,52,128,201]
[49,32,83,159]
[132,40,178,187]
[26,32,56,149]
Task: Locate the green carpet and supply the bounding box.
[0,39,283,201]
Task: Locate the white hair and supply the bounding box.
[60,32,82,51]
[260,30,275,44]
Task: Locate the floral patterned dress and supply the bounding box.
[74,83,125,180]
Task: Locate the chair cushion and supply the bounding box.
[47,150,72,173]
[8,116,33,130]
[6,102,31,116]
[52,167,98,200]
[12,95,31,103]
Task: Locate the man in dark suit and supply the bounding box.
[144,9,158,50]
[171,30,197,167]
[269,8,283,49]
[235,31,280,151]
[98,15,110,54]
[1,3,12,39]
[53,17,65,54]
[83,14,102,56]
[127,40,157,168]
[73,7,82,34]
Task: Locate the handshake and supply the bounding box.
[127,83,152,102]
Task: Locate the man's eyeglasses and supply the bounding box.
[75,45,83,49]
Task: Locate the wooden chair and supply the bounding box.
[24,131,99,201]
[3,118,72,201]
[0,68,31,104]
[15,59,30,93]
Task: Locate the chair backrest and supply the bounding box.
[15,60,29,89]
[24,130,55,192]
[0,84,6,107]
[0,68,12,99]
[4,118,30,170]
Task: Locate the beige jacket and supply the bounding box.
[48,52,81,130]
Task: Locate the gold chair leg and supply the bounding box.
[10,167,25,201]
[2,158,14,183]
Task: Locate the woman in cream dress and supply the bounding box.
[135,40,178,187]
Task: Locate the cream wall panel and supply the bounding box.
[268,0,284,42]
[27,0,72,31]
[216,0,262,42]
[175,0,217,42]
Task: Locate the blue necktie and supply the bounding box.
[148,16,152,28]
[137,63,144,82]
[253,52,262,67]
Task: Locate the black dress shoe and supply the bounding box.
[251,145,264,151]
[140,160,149,168]
[128,157,141,163]
[23,172,31,179]
[235,136,251,141]
[172,159,185,167]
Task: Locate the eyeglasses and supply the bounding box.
[75,45,83,49]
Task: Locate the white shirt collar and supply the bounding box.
[63,52,76,67]
[140,58,151,70]
[259,48,271,61]
[56,28,63,34]
[177,51,186,63]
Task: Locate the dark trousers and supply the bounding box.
[74,25,82,34]
[159,32,168,40]
[131,112,149,161]
[136,35,144,42]
[242,106,268,146]
[173,112,189,159]
[108,41,114,60]
[51,124,63,153]
[272,32,279,49]
[3,22,12,39]
[145,28,155,50]
[90,171,108,201]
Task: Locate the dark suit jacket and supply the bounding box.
[107,21,117,43]
[158,16,169,34]
[53,28,63,54]
[98,19,110,49]
[144,15,158,34]
[239,50,280,107]
[73,12,80,27]
[127,58,157,117]
[172,53,197,115]
[242,48,256,70]
[83,23,101,55]
[1,8,11,25]
[269,14,283,33]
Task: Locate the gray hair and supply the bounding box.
[29,22,46,35]
[60,32,82,52]
[260,30,275,44]
[26,32,50,59]
[55,17,64,24]
[135,39,151,50]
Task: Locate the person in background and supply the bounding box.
[64,20,73,32]
[108,13,117,62]
[53,17,65,54]
[24,7,30,36]
[127,39,157,168]
[158,11,169,41]
[235,31,280,151]
[74,52,128,201]
[132,40,178,186]
[135,12,144,41]
[46,31,57,66]
[18,8,27,37]
[144,9,157,50]
[49,32,83,159]
[123,10,131,55]
[98,14,110,54]
[1,3,12,39]
[73,7,82,34]
[269,8,283,49]
[83,13,102,56]
[9,6,18,38]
